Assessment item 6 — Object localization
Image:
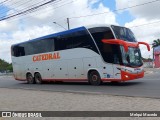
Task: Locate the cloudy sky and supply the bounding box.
[0,0,159,62]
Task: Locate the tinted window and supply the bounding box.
[89,27,115,53]
[89,27,114,41]
[111,25,137,42]
[11,45,25,57]
[101,44,123,64]
[12,38,54,57]
[89,27,123,64]
[29,39,54,54]
[55,30,98,53]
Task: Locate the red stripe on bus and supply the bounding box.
[102,78,121,82]
[15,78,87,82]
[121,70,144,81]
[43,79,87,82]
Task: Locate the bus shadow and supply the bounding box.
[20,81,143,86]
[102,81,143,86]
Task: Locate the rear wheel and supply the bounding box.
[35,73,42,84]
[89,71,102,86]
[26,73,35,84]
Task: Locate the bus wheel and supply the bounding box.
[26,73,35,84]
[89,71,101,86]
[35,73,42,84]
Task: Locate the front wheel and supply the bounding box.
[35,73,43,84]
[88,71,102,86]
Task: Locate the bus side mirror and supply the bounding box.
[102,39,129,52]
[138,42,150,51]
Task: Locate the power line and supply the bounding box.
[1,0,73,22]
[1,0,160,31]
[69,0,160,19]
[0,0,59,21]
[2,0,159,22]
[1,0,159,22]
[0,0,9,5]
[0,0,70,20]
[0,0,68,19]
[129,20,160,28]
[0,0,35,14]
[0,0,59,16]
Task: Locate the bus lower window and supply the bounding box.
[101,44,123,64]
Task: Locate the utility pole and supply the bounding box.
[153,47,155,68]
[67,18,70,30]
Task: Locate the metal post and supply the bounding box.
[67,18,70,30]
[153,47,154,68]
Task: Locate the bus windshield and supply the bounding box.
[121,46,143,67]
[111,25,137,42]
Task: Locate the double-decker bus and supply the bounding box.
[11,24,150,85]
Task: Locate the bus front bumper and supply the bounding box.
[121,70,144,81]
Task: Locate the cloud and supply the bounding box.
[124,18,160,58]
[115,0,128,13]
[128,0,160,20]
[125,19,160,42]
[0,0,117,62]
[116,0,160,20]
[0,20,19,32]
[115,0,160,58]
[0,25,55,62]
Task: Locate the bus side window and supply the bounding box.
[18,46,25,56]
[12,45,25,57]
[67,30,98,53]
[54,36,67,51]
[89,27,114,42]
[54,29,98,53]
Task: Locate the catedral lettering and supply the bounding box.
[33,52,60,62]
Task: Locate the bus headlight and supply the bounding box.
[125,75,129,78]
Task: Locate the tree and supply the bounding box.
[0,59,13,72]
[152,39,160,47]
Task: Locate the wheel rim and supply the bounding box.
[27,75,33,83]
[92,75,98,82]
[89,71,102,85]
[35,74,41,84]
[28,76,32,82]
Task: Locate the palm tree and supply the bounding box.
[152,39,160,47]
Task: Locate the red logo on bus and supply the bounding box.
[33,52,60,62]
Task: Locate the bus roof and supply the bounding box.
[12,24,119,46]
[12,26,86,46]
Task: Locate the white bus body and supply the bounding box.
[11,24,149,85]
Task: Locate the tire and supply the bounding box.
[35,73,42,84]
[26,73,35,84]
[89,71,102,85]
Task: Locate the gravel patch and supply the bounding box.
[0,88,160,120]
[0,88,160,111]
[1,85,160,120]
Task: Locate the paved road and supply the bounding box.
[0,69,160,98]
